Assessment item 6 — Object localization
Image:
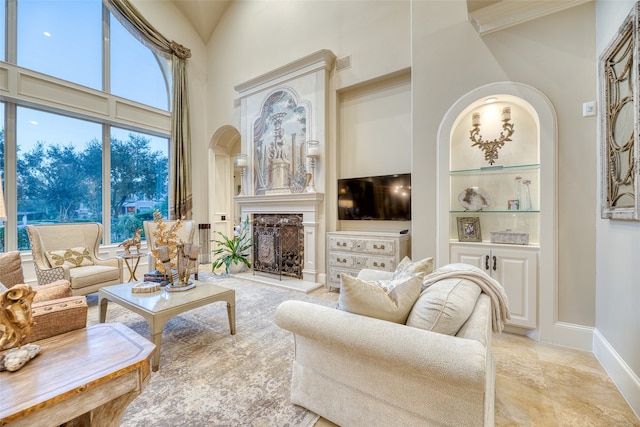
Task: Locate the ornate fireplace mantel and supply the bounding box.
[235,193,324,283]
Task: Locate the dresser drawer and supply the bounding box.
[329,237,354,251]
[364,255,396,271]
[328,252,356,268]
[362,239,396,255]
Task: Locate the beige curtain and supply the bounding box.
[105,0,193,220]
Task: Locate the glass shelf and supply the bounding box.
[450,210,540,214]
[450,163,540,175]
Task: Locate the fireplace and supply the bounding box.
[235,192,324,284]
[253,214,304,279]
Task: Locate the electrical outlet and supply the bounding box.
[582,101,596,117]
[221,215,226,221]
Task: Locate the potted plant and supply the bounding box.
[211,216,252,275]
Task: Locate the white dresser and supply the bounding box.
[326,231,411,289]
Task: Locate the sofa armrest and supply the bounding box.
[93,256,123,269]
[356,268,394,281]
[275,300,487,388]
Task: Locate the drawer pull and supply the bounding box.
[338,242,347,247]
[337,258,347,263]
[373,261,386,268]
[373,244,385,250]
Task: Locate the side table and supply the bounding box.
[118,252,146,282]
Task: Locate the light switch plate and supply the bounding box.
[583,101,596,117]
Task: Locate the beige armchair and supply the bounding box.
[143,219,195,272]
[27,222,123,296]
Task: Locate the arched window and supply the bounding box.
[1,0,171,251]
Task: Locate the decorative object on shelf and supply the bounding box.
[118,228,142,255]
[149,210,184,275]
[469,106,515,165]
[212,216,253,275]
[507,200,520,211]
[521,179,533,211]
[457,217,482,242]
[458,186,492,211]
[600,3,640,220]
[235,153,248,196]
[490,229,529,245]
[514,174,522,209]
[305,140,320,193]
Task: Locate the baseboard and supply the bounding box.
[550,321,594,351]
[593,329,640,419]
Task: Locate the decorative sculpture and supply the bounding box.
[0,284,42,372]
[158,242,200,291]
[0,284,36,351]
[469,107,515,165]
[119,228,142,255]
[150,210,184,274]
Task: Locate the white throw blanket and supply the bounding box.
[422,263,511,333]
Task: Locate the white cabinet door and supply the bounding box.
[450,243,537,329]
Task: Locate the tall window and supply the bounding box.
[110,127,168,242]
[1,0,171,251]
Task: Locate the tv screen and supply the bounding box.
[338,173,411,221]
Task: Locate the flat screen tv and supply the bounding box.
[338,173,411,221]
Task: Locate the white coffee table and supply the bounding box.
[98,280,236,371]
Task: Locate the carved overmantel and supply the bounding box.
[236,193,324,283]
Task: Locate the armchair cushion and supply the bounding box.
[44,247,94,268]
[338,273,422,324]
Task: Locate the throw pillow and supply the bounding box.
[406,278,481,335]
[391,256,434,280]
[32,280,73,303]
[0,251,25,287]
[338,273,423,324]
[45,247,94,268]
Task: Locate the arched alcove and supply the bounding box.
[437,81,558,343]
[208,125,241,240]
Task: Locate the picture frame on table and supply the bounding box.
[457,217,482,242]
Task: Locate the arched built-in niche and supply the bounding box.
[437,82,564,345]
[208,125,241,240]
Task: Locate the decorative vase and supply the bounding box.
[228,261,246,274]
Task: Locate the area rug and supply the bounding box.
[86,274,338,427]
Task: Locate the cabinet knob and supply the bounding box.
[338,258,346,263]
[373,261,386,268]
[338,242,346,247]
[373,244,385,250]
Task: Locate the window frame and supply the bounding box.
[1,0,171,250]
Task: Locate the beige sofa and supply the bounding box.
[27,223,123,296]
[275,267,496,427]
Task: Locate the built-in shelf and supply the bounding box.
[450,163,540,175]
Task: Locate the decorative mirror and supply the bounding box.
[600,2,640,220]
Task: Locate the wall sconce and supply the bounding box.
[306,140,320,193]
[235,154,248,196]
[469,106,515,165]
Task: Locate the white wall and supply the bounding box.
[594,0,640,417]
[411,0,597,330]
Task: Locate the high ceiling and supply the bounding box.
[171,0,232,43]
[172,0,591,42]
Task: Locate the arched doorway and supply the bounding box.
[208,125,241,242]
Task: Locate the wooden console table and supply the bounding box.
[0,323,155,426]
